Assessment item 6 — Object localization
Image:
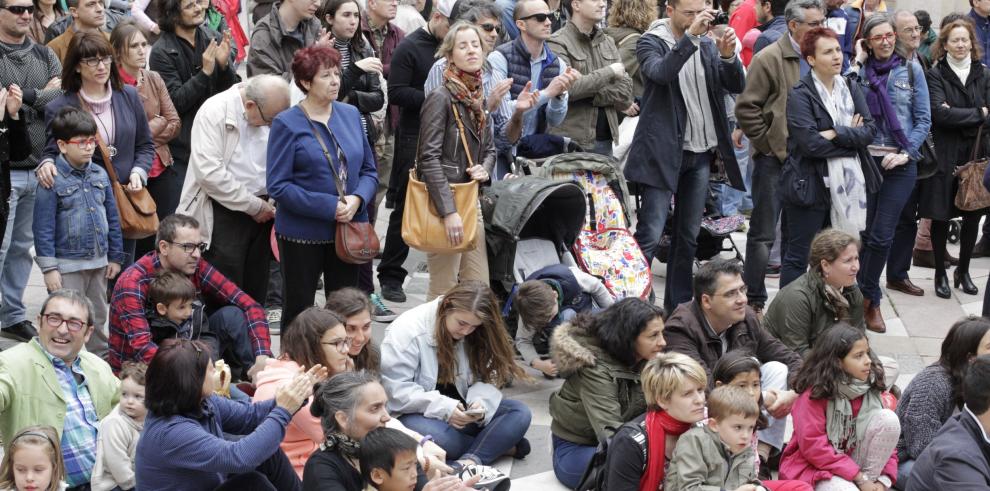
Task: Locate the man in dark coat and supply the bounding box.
[908,355,990,490]
[625,0,745,312]
[664,258,802,462]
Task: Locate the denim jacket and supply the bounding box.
[33,156,125,273]
[856,59,932,160]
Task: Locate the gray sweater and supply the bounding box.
[895,363,957,461]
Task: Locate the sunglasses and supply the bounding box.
[0,5,34,15]
[519,12,550,23]
[478,22,502,34]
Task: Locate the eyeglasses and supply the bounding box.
[519,12,550,23]
[81,56,113,68]
[321,337,353,353]
[167,241,207,254]
[66,137,98,148]
[0,5,34,15]
[42,313,87,332]
[478,22,503,34]
[796,19,824,27]
[250,98,272,125]
[716,285,749,299]
[867,32,897,43]
[900,25,923,34]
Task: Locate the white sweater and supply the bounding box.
[91,404,143,491]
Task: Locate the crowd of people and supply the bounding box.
[1,0,990,489]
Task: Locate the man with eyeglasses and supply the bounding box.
[0,0,62,344]
[109,214,274,382]
[247,0,326,79]
[0,289,120,490]
[663,258,802,477]
[735,0,824,319]
[46,0,107,62]
[177,75,289,312]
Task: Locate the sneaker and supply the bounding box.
[266,308,282,335]
[459,464,510,491]
[0,320,38,343]
[370,293,397,323]
[381,283,407,303]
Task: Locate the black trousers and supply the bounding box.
[136,162,189,257]
[213,448,300,491]
[204,202,273,304]
[279,237,359,334]
[377,132,418,288]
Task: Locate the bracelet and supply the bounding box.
[419,435,433,447]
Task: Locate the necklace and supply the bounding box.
[92,101,116,159]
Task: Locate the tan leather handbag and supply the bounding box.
[401,104,480,254]
[954,125,990,211]
[95,133,159,240]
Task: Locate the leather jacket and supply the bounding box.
[416,86,495,217]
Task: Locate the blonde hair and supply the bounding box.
[0,426,65,491]
[707,385,760,421]
[607,0,658,32]
[642,352,707,410]
[436,21,489,59]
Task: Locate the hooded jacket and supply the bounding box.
[549,320,646,446]
[665,425,761,491]
[246,4,322,79]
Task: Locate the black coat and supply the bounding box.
[920,59,990,220]
[781,72,880,210]
[0,113,29,242]
[907,411,990,490]
[338,38,386,146]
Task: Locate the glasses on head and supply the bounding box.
[519,12,550,23]
[167,241,207,254]
[42,313,87,332]
[901,25,923,34]
[66,137,98,148]
[478,22,503,34]
[0,5,34,15]
[717,285,749,299]
[81,56,113,68]
[321,337,353,353]
[867,32,896,43]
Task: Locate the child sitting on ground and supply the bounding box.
[0,425,67,491]
[92,362,147,491]
[359,428,483,491]
[666,385,767,491]
[513,264,614,377]
[32,107,125,356]
[146,270,204,344]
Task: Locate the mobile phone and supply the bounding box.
[464,407,485,416]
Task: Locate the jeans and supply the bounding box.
[590,139,613,158]
[780,205,829,288]
[886,183,920,282]
[213,448,300,491]
[896,458,914,490]
[398,399,532,465]
[743,154,784,306]
[551,435,597,489]
[204,203,273,304]
[0,170,37,326]
[278,238,359,335]
[858,160,917,304]
[759,361,788,450]
[378,133,418,289]
[633,151,712,312]
[715,135,754,215]
[208,305,259,373]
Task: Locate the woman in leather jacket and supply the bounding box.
[418,22,495,301]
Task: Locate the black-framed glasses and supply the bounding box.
[519,12,550,23]
[321,337,353,353]
[81,56,113,68]
[251,98,272,125]
[167,241,207,254]
[0,4,34,15]
[796,19,824,27]
[42,313,87,332]
[478,22,502,34]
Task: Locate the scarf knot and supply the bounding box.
[443,64,487,132]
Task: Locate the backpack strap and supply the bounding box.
[635,419,649,470]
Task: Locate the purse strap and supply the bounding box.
[299,104,347,198]
[450,103,477,169]
[972,124,986,162]
[77,97,121,183]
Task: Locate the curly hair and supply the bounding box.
[792,323,885,399]
[607,0,657,32]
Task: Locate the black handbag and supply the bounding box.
[780,157,824,208]
[908,63,938,179]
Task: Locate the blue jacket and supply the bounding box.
[43,86,155,183]
[753,16,787,56]
[267,102,378,242]
[972,9,990,69]
[135,395,292,491]
[32,155,125,271]
[826,7,852,73]
[907,409,990,491]
[855,58,932,160]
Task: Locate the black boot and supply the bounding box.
[954,269,979,295]
[935,272,951,299]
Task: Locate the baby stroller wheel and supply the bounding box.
[948,219,961,245]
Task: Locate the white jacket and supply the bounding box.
[91,404,143,491]
[380,298,502,426]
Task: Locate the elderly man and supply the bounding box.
[177,75,289,306]
[0,289,119,489]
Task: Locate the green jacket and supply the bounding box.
[665,425,761,491]
[0,340,119,440]
[762,270,865,357]
[548,321,645,446]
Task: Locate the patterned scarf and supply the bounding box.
[322,432,362,458]
[443,64,486,132]
[825,377,883,454]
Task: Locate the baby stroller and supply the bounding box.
[518,152,653,300]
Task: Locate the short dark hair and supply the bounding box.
[157,0,184,33]
[50,106,98,143]
[359,427,418,485]
[119,361,148,385]
[156,214,200,252]
[455,1,500,24]
[281,307,346,370]
[40,289,95,327]
[569,298,665,368]
[292,45,342,94]
[941,12,972,30]
[768,0,787,17]
[941,317,990,409]
[61,31,122,94]
[914,9,931,32]
[145,338,212,417]
[692,258,744,300]
[148,270,197,308]
[966,355,990,414]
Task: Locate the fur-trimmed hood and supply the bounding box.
[550,320,611,377]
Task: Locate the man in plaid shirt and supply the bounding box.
[108,214,272,378]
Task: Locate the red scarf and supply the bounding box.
[640,410,693,491]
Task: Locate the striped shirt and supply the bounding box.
[40,348,99,487]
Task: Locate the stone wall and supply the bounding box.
[885,0,970,26]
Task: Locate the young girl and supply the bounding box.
[712,351,812,491]
[780,323,901,490]
[0,426,66,491]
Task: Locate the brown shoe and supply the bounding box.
[886,279,925,296]
[863,299,886,333]
[912,248,936,268]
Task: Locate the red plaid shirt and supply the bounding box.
[108,252,272,372]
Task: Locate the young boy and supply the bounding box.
[92,362,147,491]
[146,270,205,345]
[513,264,614,377]
[666,385,767,491]
[359,428,420,491]
[33,106,124,356]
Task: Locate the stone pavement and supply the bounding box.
[7,210,983,490]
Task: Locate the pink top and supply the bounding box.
[779,390,898,485]
[80,85,115,149]
[252,359,323,478]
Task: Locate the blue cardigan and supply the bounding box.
[266,102,378,242]
[134,395,292,491]
[43,85,155,184]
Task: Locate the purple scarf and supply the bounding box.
[864,54,912,150]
